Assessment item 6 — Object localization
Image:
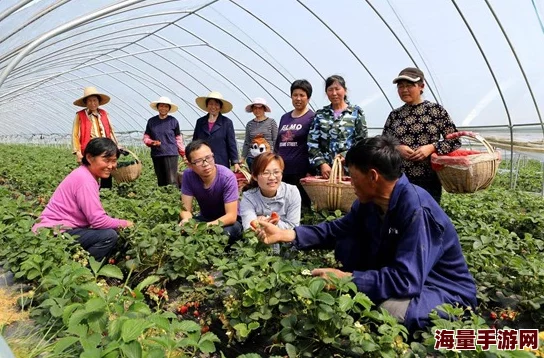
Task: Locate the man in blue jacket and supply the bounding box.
[254,135,477,331]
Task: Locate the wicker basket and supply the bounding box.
[300,157,357,212]
[431,132,501,193]
[112,149,142,183]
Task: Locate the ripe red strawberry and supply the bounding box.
[501,312,508,320]
[108,258,115,265]
[193,310,200,318]
[490,312,497,320]
[178,305,188,314]
[201,325,209,333]
[270,212,279,221]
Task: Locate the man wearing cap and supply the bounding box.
[193,92,240,172]
[241,97,278,169]
[253,135,477,331]
[383,67,460,203]
[72,87,119,189]
[144,96,186,186]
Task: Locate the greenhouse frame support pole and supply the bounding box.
[0,0,145,90]
[541,162,544,197]
[0,0,33,23]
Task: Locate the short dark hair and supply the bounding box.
[82,138,119,166]
[205,98,223,109]
[185,139,212,162]
[84,95,101,105]
[158,103,171,111]
[325,75,347,101]
[345,135,402,181]
[290,79,313,98]
[242,152,285,192]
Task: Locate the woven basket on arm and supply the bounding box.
[300,156,357,212]
[431,132,501,193]
[111,149,142,183]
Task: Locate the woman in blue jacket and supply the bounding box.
[193,91,240,172]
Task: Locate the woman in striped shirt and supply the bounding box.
[241,98,278,170]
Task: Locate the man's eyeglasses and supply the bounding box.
[260,170,283,178]
[191,154,214,166]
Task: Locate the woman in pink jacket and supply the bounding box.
[33,138,133,261]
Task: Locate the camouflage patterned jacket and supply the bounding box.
[307,103,368,169]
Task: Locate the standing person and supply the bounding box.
[72,87,119,189]
[193,91,240,172]
[33,138,134,261]
[274,80,314,210]
[240,152,301,253]
[308,75,368,179]
[253,136,477,332]
[240,98,278,170]
[383,67,460,203]
[143,96,186,186]
[179,140,243,248]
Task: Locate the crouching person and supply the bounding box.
[33,138,134,261]
[179,140,243,248]
[253,135,477,331]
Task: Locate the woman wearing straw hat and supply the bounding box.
[193,91,240,172]
[72,87,119,189]
[240,97,278,170]
[143,96,186,186]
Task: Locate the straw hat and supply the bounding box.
[73,87,111,107]
[150,96,178,113]
[245,97,271,113]
[195,91,233,114]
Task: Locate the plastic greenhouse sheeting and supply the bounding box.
[0,0,544,148]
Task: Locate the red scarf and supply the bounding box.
[77,109,112,152]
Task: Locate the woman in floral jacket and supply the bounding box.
[383,67,460,203]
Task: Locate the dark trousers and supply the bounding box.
[66,228,118,261]
[283,173,312,209]
[245,157,254,171]
[409,174,443,204]
[100,175,112,189]
[152,156,179,186]
[194,215,243,248]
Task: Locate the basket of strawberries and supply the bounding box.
[431,131,501,193]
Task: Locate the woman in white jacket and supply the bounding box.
[240,152,301,252]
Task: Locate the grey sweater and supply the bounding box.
[239,182,301,230]
[241,117,278,158]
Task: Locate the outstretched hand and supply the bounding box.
[311,268,351,280]
[252,220,291,245]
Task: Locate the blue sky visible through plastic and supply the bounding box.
[0,0,543,141]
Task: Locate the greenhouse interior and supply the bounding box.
[1,1,544,357]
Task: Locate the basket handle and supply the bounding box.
[121,148,140,162]
[329,156,344,184]
[445,131,495,155]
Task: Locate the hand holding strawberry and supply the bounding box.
[269,212,280,225]
[251,220,295,245]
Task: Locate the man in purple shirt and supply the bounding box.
[254,135,477,331]
[180,140,242,247]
